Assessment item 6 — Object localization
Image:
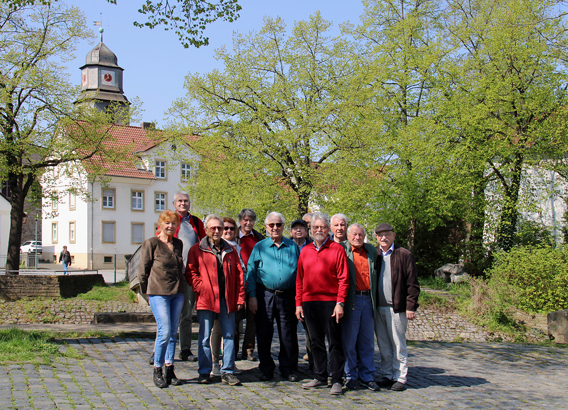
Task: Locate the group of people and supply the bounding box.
[138,191,420,395]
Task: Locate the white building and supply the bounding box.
[0,193,11,267]
[41,40,198,269]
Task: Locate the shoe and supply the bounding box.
[210,363,221,377]
[286,373,299,382]
[391,381,406,391]
[344,379,357,390]
[148,352,154,366]
[378,377,394,388]
[246,354,257,362]
[179,349,198,362]
[260,373,273,381]
[330,382,343,395]
[165,365,182,386]
[153,367,167,388]
[197,374,212,384]
[234,365,242,375]
[303,353,309,360]
[221,373,241,386]
[360,380,380,391]
[302,379,327,389]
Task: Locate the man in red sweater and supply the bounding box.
[296,212,349,396]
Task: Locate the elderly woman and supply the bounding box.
[138,210,185,388]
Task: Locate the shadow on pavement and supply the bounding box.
[408,366,489,389]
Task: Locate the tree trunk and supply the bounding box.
[5,172,34,274]
[407,217,416,254]
[468,171,487,274]
[496,155,523,251]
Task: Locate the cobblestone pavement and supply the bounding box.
[1,328,567,410]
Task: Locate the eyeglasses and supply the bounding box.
[267,223,283,228]
[209,226,223,231]
[224,226,235,231]
[312,226,328,231]
[376,232,392,238]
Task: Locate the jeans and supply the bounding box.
[62,261,69,274]
[197,297,236,375]
[341,294,376,382]
[149,293,185,368]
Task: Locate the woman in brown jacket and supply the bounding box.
[138,210,185,388]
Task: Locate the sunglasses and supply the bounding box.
[209,226,223,231]
[224,226,236,231]
[267,223,283,228]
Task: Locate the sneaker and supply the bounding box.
[286,373,299,382]
[234,365,242,375]
[197,374,212,384]
[302,379,327,389]
[330,382,343,395]
[378,377,394,388]
[344,379,358,390]
[153,367,167,388]
[221,373,241,386]
[360,380,380,391]
[179,349,198,362]
[391,381,406,391]
[210,364,221,377]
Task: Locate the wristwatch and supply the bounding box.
[337,302,344,307]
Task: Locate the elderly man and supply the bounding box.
[290,219,312,250]
[331,214,348,243]
[187,214,245,386]
[302,213,313,232]
[236,208,265,361]
[341,224,380,391]
[247,212,301,382]
[296,212,349,396]
[151,191,205,364]
[374,223,420,392]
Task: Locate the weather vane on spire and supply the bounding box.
[93,13,104,42]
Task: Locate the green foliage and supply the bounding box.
[420,276,450,290]
[0,328,84,365]
[76,282,136,303]
[489,245,568,314]
[418,292,451,309]
[513,220,554,248]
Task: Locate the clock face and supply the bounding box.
[100,69,116,86]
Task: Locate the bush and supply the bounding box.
[488,245,568,314]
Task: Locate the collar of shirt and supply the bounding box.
[381,243,395,257]
[207,237,222,252]
[179,213,191,222]
[353,245,367,255]
[313,236,329,251]
[239,229,253,238]
[269,238,287,248]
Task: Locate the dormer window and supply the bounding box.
[155,160,166,179]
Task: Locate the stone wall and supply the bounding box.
[0,274,105,301]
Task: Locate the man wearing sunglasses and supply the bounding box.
[374,223,420,392]
[246,212,301,382]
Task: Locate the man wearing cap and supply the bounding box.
[247,212,301,382]
[341,223,380,391]
[374,223,420,392]
[290,219,312,250]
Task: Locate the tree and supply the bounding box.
[168,13,373,220]
[0,2,130,273]
[5,0,241,48]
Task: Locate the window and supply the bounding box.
[102,221,115,243]
[155,160,166,179]
[51,223,58,243]
[181,163,192,181]
[51,190,58,211]
[69,222,76,244]
[104,256,113,263]
[69,192,76,210]
[132,223,145,244]
[155,192,166,212]
[131,190,144,211]
[102,188,115,209]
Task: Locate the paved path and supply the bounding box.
[1,329,567,410]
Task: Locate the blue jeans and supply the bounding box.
[341,294,376,382]
[62,261,69,274]
[197,297,236,375]
[149,293,185,367]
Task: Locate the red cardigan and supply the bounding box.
[186,237,245,313]
[296,238,349,306]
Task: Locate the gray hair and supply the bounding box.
[331,213,347,224]
[264,211,285,225]
[311,211,330,228]
[204,213,224,228]
[303,213,313,218]
[238,208,257,222]
[347,223,366,236]
[174,191,190,201]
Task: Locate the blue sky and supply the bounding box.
[67,0,367,127]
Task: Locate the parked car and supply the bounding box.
[20,241,42,253]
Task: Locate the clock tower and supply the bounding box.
[78,34,130,124]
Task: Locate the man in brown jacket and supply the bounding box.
[374,223,420,392]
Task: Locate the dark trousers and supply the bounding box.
[255,288,298,377]
[303,301,344,384]
[242,297,256,356]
